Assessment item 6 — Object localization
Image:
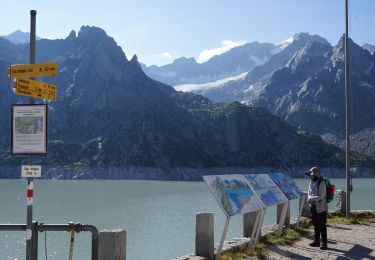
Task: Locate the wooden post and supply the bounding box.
[99,230,126,260]
[195,213,214,260]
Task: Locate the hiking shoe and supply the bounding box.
[320,242,328,250]
[309,241,320,247]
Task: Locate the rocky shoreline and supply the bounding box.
[0,166,374,180]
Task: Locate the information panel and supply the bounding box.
[203,174,263,217]
[11,104,48,155]
[268,172,305,200]
[244,174,288,207]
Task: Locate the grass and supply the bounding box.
[219,212,375,259]
[327,211,375,225]
[220,219,312,260]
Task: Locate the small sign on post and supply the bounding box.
[21,165,41,178]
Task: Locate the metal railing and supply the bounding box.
[0,222,99,260]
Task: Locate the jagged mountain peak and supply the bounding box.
[130,54,139,63]
[331,35,374,69]
[285,32,331,50]
[78,26,108,37]
[71,25,129,68]
[66,30,77,40]
[294,32,330,45]
[129,54,145,74]
[278,33,331,51]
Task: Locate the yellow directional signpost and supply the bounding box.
[15,78,56,101]
[7,62,58,100]
[8,62,58,79]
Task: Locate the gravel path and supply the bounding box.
[266,223,375,259]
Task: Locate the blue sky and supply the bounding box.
[0,0,374,66]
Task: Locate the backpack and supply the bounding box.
[318,177,335,203]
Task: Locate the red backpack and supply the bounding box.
[318,177,335,203]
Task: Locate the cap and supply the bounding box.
[304,166,319,176]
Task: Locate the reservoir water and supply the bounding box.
[0,178,374,260]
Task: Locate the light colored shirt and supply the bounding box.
[308,177,328,213]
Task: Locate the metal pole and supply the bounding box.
[344,0,351,219]
[26,9,36,260]
[32,221,38,260]
[215,217,230,260]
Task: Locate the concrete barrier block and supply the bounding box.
[195,213,214,260]
[335,190,346,214]
[99,229,126,260]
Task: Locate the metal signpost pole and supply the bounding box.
[297,194,306,227]
[276,201,288,236]
[215,217,230,260]
[26,9,36,260]
[344,0,351,219]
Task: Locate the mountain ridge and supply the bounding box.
[141,41,276,86]
[1,30,42,44]
[170,33,375,157]
[0,27,373,179]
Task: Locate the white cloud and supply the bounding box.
[150,52,173,62]
[197,40,247,63]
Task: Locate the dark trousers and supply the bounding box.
[311,205,327,243]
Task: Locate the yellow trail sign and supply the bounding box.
[15,78,56,101]
[9,62,58,78]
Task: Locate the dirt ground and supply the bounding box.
[266,222,375,259]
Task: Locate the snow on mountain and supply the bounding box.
[279,36,295,49]
[174,72,248,92]
[271,36,295,55]
[142,42,275,86]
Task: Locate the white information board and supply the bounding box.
[268,172,305,200]
[244,174,288,207]
[203,174,263,217]
[11,104,48,155]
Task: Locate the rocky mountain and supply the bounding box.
[1,30,42,44]
[175,33,331,102]
[176,33,375,148]
[363,43,375,54]
[141,42,276,86]
[350,128,375,159]
[252,36,375,139]
[0,27,373,179]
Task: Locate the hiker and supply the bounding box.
[305,167,328,250]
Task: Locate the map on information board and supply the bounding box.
[203,175,263,217]
[244,174,288,207]
[268,173,305,200]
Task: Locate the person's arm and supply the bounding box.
[308,180,326,202]
[307,182,316,202]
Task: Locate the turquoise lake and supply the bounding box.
[0,178,374,260]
